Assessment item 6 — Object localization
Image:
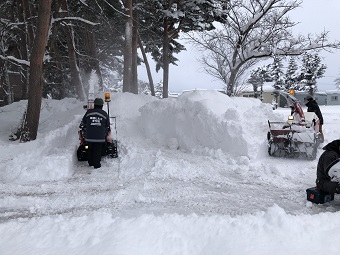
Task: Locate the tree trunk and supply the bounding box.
[131,14,138,94]
[123,0,133,93]
[4,61,13,105]
[162,17,169,98]
[49,1,65,99]
[0,68,5,105]
[22,0,34,50]
[138,34,155,96]
[82,6,103,92]
[60,0,85,101]
[228,63,243,96]
[84,22,103,91]
[308,82,315,97]
[227,71,236,96]
[20,0,52,142]
[17,0,29,100]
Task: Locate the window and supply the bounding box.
[242,94,256,98]
[331,96,338,101]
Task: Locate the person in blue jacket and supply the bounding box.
[82,98,110,169]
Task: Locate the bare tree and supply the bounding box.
[20,0,52,142]
[138,34,155,96]
[188,0,340,96]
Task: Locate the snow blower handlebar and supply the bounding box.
[104,92,118,143]
[285,93,305,122]
[104,92,111,119]
[104,92,119,159]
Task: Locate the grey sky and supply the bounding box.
[138,0,340,92]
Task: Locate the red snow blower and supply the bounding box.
[267,92,322,159]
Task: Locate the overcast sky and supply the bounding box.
[138,0,340,92]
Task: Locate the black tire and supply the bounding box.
[268,142,273,156]
[77,145,88,161]
[105,141,118,158]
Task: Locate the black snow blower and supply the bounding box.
[77,92,118,161]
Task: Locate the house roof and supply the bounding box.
[242,82,275,93]
[325,90,340,94]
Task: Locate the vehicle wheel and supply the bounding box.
[105,141,118,158]
[77,145,88,161]
[268,142,273,156]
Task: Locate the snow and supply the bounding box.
[1,90,340,254]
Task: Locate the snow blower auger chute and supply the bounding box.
[267,92,322,160]
[77,92,118,161]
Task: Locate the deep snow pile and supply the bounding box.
[138,90,282,159]
[1,90,340,255]
[0,90,282,183]
[0,98,83,182]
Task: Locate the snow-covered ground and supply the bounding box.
[1,90,340,255]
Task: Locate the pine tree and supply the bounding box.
[138,0,229,98]
[247,69,262,97]
[270,56,285,91]
[247,65,272,99]
[298,52,326,95]
[284,57,299,91]
[154,80,163,99]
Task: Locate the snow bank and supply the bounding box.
[0,98,82,183]
[0,91,286,183]
[1,204,340,255]
[138,90,282,159]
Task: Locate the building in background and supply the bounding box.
[325,90,340,105]
[239,83,340,107]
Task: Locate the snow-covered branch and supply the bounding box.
[187,0,340,96]
[0,55,30,67]
[52,17,100,26]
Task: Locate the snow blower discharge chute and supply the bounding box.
[267,92,322,160]
[77,92,118,161]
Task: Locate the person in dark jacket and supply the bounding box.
[304,95,324,141]
[316,139,340,194]
[82,98,110,169]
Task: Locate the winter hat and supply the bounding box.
[94,98,104,106]
[304,95,313,104]
[306,95,313,100]
[323,139,340,154]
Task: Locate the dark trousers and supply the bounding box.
[317,179,340,194]
[319,124,324,141]
[87,142,103,168]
